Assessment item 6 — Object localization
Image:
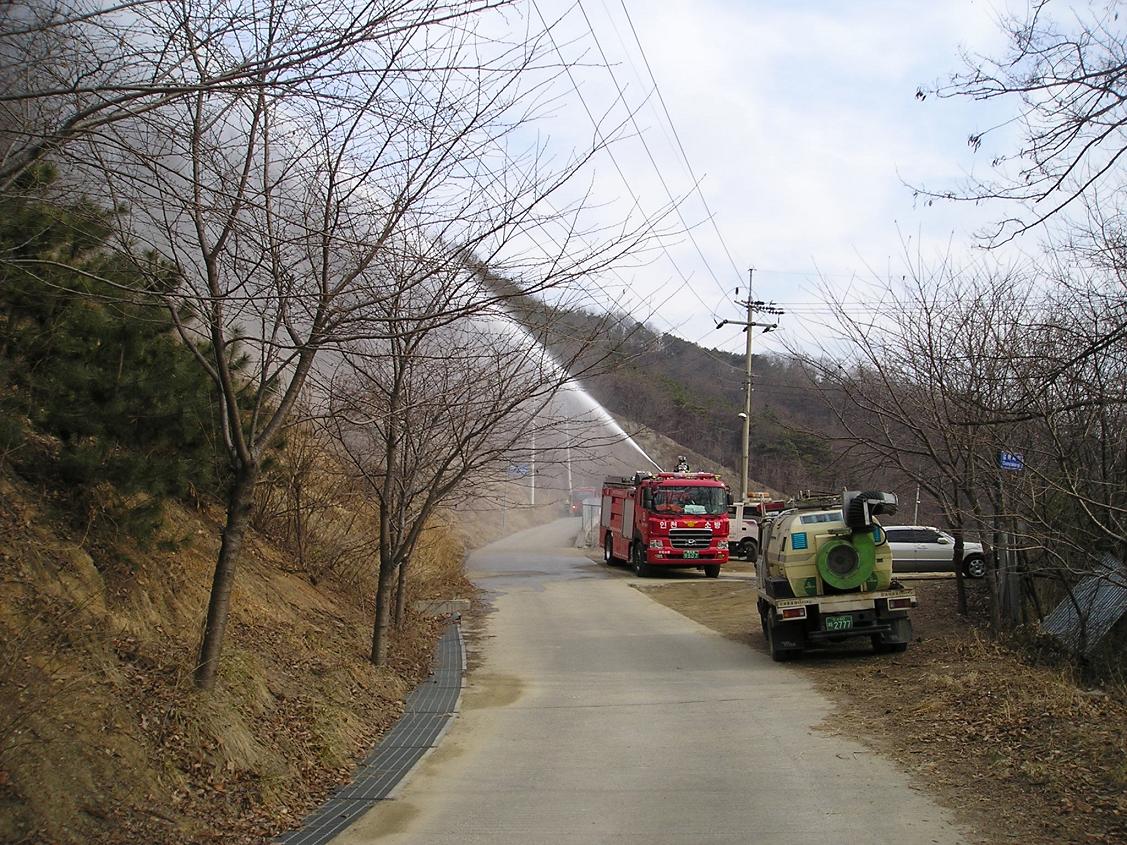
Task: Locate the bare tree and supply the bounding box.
[3,0,662,689]
[998,267,1127,548]
[793,254,1036,621]
[794,237,1127,652]
[0,0,512,189]
[252,411,379,586]
[917,1,1127,245]
[322,238,645,665]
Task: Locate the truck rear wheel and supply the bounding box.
[872,636,908,654]
[766,609,801,662]
[872,617,912,653]
[738,539,758,562]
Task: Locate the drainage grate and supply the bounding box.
[275,623,464,845]
[275,798,371,845]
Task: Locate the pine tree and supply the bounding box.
[0,166,225,539]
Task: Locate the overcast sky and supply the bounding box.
[503,0,1029,356]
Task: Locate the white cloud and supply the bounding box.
[492,0,1028,352]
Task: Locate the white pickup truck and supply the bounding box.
[727,497,786,561]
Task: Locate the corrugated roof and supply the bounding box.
[1041,555,1127,656]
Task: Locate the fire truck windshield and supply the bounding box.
[650,485,727,516]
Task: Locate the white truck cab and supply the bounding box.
[727,495,786,561]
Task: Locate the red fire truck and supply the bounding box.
[601,472,731,578]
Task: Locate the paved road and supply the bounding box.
[336,519,966,845]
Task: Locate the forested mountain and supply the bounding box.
[530,306,840,494]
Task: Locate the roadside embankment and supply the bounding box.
[0,467,469,845]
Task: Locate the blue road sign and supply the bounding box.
[507,463,529,478]
[998,451,1024,471]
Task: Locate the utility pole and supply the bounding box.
[739,270,754,503]
[717,268,783,502]
[564,419,573,494]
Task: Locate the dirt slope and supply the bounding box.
[0,468,468,845]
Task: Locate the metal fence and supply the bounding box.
[577,498,602,547]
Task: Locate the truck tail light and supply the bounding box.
[780,607,807,620]
[887,597,915,610]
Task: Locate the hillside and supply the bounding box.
[0,459,468,844]
[613,416,780,495]
[529,307,839,494]
[0,178,478,843]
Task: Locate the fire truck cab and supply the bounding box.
[601,472,731,578]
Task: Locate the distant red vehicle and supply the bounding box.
[601,472,730,578]
[569,486,598,515]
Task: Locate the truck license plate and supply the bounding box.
[825,614,853,631]
[683,550,700,559]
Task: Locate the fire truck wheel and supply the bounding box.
[603,533,617,565]
[631,543,651,577]
[703,564,721,578]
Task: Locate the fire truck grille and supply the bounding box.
[669,528,713,549]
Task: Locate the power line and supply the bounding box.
[594,0,683,168]
[574,0,736,305]
[614,0,745,284]
[530,0,724,323]
[469,109,716,343]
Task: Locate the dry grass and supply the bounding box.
[0,462,469,844]
[639,577,1127,845]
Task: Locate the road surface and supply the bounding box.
[336,519,967,845]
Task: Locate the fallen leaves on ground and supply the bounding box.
[640,577,1127,845]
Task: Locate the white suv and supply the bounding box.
[882,525,987,578]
